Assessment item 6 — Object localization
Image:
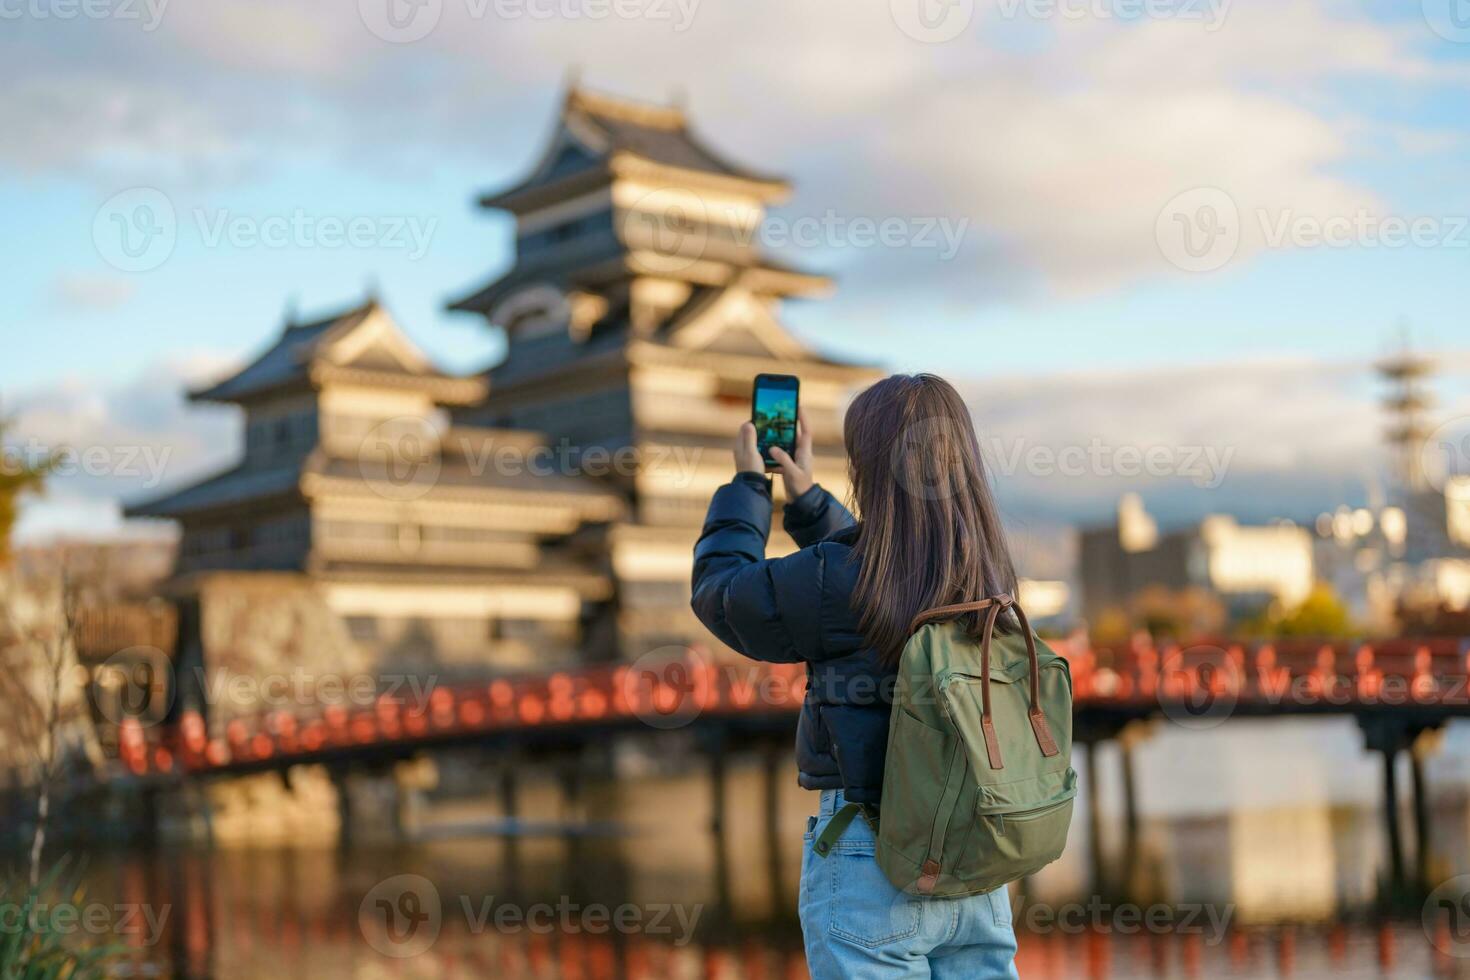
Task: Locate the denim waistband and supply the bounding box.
[817,788,847,817]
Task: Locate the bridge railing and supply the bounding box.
[116,636,1470,779]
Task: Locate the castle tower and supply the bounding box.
[128,298,624,701]
[450,86,881,657]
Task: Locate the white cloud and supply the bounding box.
[7,353,243,544]
[0,75,257,182]
[957,350,1470,526]
[1,1,1451,296]
[50,273,137,312]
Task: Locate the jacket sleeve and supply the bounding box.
[783,484,854,548]
[691,473,833,664]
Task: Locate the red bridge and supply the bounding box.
[117,636,1470,780]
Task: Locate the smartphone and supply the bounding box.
[751,373,800,470]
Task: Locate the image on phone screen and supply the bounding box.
[752,374,799,468]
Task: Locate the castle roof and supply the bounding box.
[479,86,790,214]
[126,426,626,522]
[191,299,485,406]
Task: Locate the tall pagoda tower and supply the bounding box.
[450,86,881,658]
[1377,340,1435,496]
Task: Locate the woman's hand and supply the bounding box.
[734,409,815,499]
[734,421,764,476]
[770,409,815,499]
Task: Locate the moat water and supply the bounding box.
[47,718,1470,978]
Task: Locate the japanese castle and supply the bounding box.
[129,86,879,692]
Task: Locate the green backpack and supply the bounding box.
[814,595,1076,897]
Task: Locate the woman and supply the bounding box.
[691,373,1021,979]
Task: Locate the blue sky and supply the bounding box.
[5,0,1470,542]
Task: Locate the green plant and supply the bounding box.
[0,859,127,980]
[1237,582,1356,639]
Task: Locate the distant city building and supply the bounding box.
[1308,343,1470,630]
[1079,493,1314,624]
[127,86,880,725]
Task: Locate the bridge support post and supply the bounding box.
[1411,727,1444,889]
[328,765,353,850]
[559,758,585,825]
[709,738,727,837]
[495,757,523,885]
[1380,746,1405,890]
[1083,738,1107,896]
[500,763,520,827]
[1359,716,1447,900]
[705,731,732,913]
[137,785,161,850]
[1117,720,1154,896]
[762,740,786,911]
[1358,716,1413,897]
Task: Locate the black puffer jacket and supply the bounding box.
[691,472,894,805]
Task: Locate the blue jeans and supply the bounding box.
[799,789,1020,979]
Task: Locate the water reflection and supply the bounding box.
[73,765,1470,979]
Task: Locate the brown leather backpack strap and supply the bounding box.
[910,592,1060,763]
[908,597,1004,634]
[977,600,1005,770]
[911,595,1010,769]
[1009,600,1060,758]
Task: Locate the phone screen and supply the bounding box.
[752,374,799,469]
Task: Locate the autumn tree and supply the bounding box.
[0,411,51,563]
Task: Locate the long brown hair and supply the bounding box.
[845,374,1017,665]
